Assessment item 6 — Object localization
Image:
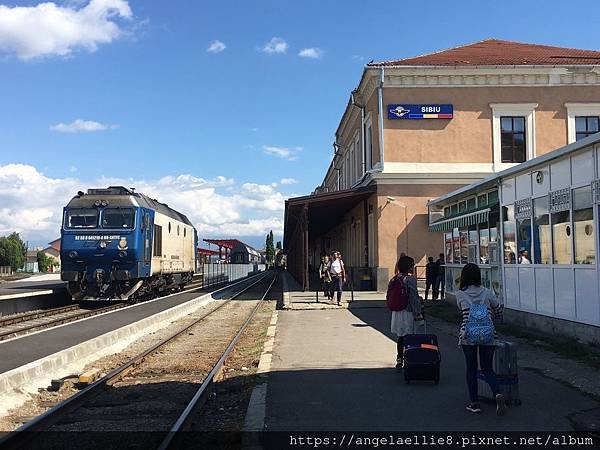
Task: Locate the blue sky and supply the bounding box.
[1,0,599,248]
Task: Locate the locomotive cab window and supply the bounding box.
[102,208,135,229]
[65,208,98,228]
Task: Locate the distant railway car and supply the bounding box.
[60,186,197,300]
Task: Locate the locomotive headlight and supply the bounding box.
[99,241,107,249]
[118,238,128,250]
[68,251,78,259]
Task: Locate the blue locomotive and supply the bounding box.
[60,186,197,300]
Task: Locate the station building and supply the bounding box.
[284,39,600,290]
[428,133,600,343]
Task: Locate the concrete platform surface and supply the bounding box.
[264,307,599,431]
[0,279,66,300]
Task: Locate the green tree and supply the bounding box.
[265,230,275,266]
[0,233,27,271]
[276,240,282,250]
[37,251,57,273]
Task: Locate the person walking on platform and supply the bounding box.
[425,256,439,300]
[435,253,445,300]
[389,256,423,370]
[319,255,332,300]
[457,263,507,416]
[327,251,346,305]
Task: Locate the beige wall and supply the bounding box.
[382,85,600,163]
[373,184,465,277]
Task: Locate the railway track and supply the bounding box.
[0,272,278,449]
[0,273,232,342]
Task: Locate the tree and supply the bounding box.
[265,230,275,266]
[37,251,57,273]
[276,240,282,250]
[0,233,27,271]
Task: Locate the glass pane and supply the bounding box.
[460,229,469,262]
[467,198,476,211]
[453,228,461,263]
[488,191,499,204]
[477,194,487,207]
[576,132,586,141]
[501,144,514,163]
[573,186,592,210]
[503,205,516,264]
[574,208,595,264]
[575,116,587,131]
[66,208,98,228]
[514,134,526,162]
[451,204,459,215]
[444,206,451,217]
[589,117,599,132]
[445,232,453,264]
[459,201,467,213]
[469,225,478,245]
[533,197,550,264]
[513,117,525,132]
[501,117,513,131]
[552,210,572,264]
[102,208,135,229]
[517,218,532,263]
[480,225,490,265]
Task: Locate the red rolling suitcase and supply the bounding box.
[403,321,441,384]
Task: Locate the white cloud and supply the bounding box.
[69,165,78,173]
[0,0,133,61]
[0,164,287,244]
[49,119,118,133]
[280,178,298,185]
[298,47,323,59]
[261,37,288,54]
[262,145,301,161]
[207,40,226,53]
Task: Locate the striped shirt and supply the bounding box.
[456,286,503,346]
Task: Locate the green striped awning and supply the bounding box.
[428,208,490,233]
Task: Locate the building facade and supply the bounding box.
[428,134,600,343]
[285,39,600,290]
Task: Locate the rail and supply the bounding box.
[0,271,275,449]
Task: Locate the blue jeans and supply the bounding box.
[462,345,499,402]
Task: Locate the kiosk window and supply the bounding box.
[503,205,516,264]
[573,186,594,264]
[552,210,572,264]
[533,197,551,264]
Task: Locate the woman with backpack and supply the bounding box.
[389,255,422,370]
[457,263,507,416]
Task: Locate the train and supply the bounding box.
[60,186,197,301]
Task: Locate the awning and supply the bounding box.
[428,207,490,233]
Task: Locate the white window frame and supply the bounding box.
[565,103,600,144]
[365,112,373,170]
[490,103,537,172]
[354,132,361,180]
[345,152,350,189]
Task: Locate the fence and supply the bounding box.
[196,263,266,289]
[0,266,13,277]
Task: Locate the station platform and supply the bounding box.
[0,279,66,300]
[0,278,69,315]
[261,273,600,431]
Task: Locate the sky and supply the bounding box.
[1,0,600,249]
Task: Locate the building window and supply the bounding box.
[477,194,487,207]
[516,217,532,263]
[443,206,451,218]
[451,204,459,215]
[566,103,600,143]
[491,103,536,169]
[489,208,499,264]
[575,116,599,141]
[466,198,476,211]
[573,186,595,264]
[533,197,551,264]
[501,117,526,163]
[552,210,572,264]
[460,228,469,263]
[468,225,478,263]
[458,201,467,213]
[502,205,516,264]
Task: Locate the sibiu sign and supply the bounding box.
[388,104,453,120]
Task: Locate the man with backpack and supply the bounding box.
[456,263,507,416]
[387,255,423,370]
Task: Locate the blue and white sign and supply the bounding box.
[387,104,453,120]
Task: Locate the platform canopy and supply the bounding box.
[203,239,243,249]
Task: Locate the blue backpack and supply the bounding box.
[465,303,495,345]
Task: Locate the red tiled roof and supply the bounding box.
[370,39,600,67]
[48,238,61,252]
[197,248,219,255]
[203,239,243,249]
